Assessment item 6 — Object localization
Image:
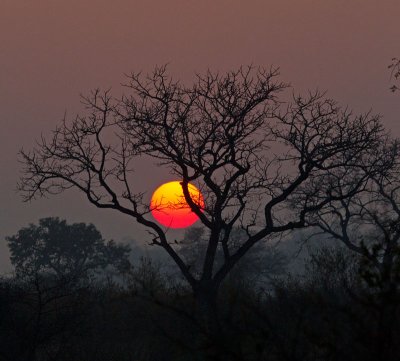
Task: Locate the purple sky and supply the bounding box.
[1,0,399,272]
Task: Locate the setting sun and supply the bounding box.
[150,181,204,228]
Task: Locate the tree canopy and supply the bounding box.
[7,217,131,281]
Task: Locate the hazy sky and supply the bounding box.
[1,0,399,272]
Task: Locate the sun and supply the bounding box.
[150,181,204,228]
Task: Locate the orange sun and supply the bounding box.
[150,181,204,228]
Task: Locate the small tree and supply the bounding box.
[389,57,400,92]
[7,217,131,282]
[18,66,384,358]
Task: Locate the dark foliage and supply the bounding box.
[0,246,399,361]
[6,217,131,281]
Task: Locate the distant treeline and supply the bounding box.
[0,219,399,360]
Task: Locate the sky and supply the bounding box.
[1,0,399,272]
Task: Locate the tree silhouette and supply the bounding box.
[18,66,385,358]
[311,138,400,359]
[389,57,400,92]
[179,226,287,287]
[7,217,131,281]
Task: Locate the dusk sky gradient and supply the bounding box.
[1,0,399,272]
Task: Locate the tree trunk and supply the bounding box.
[194,284,221,360]
[194,283,244,361]
[373,283,398,360]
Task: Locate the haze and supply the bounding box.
[1,0,399,272]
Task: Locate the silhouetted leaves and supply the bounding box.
[6,217,131,282]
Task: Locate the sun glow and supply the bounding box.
[150,181,204,228]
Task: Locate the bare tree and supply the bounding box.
[312,138,399,283]
[19,66,384,358]
[312,137,400,359]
